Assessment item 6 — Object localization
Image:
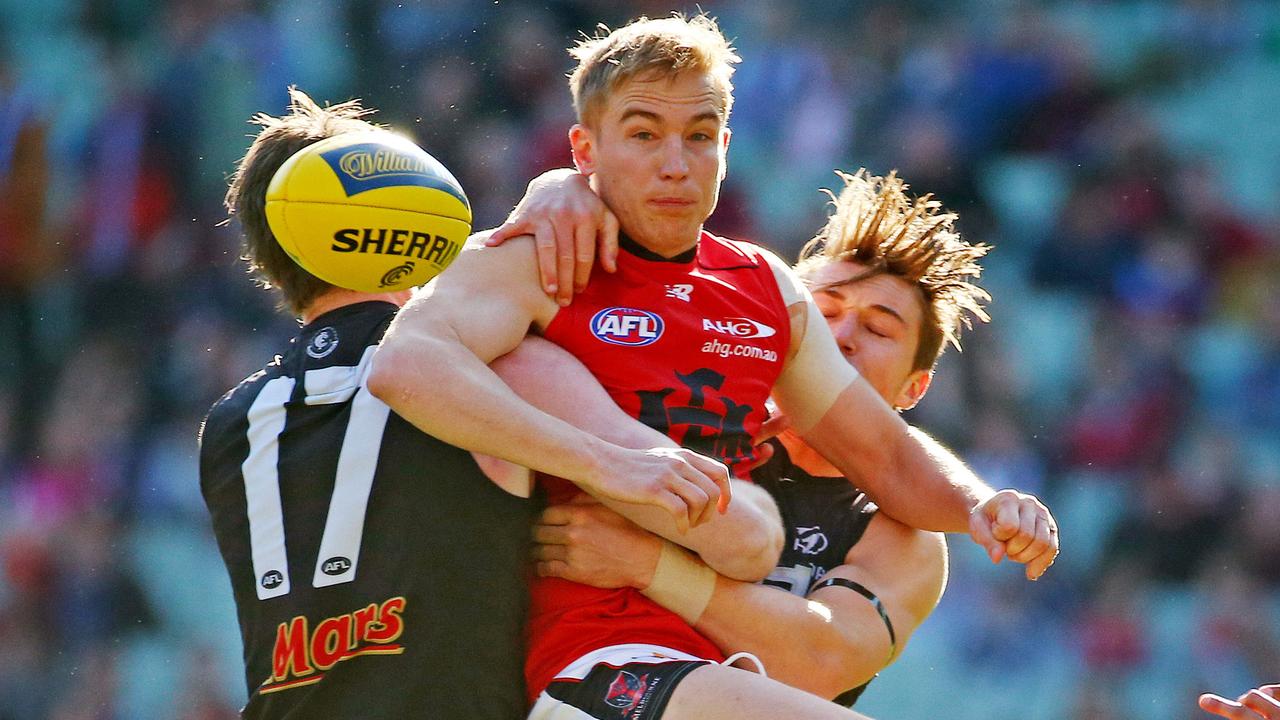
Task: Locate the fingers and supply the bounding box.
[536,560,569,579]
[751,413,790,445]
[531,543,567,563]
[683,452,733,515]
[1200,693,1265,720]
[485,220,523,247]
[742,441,775,474]
[1003,499,1044,556]
[573,220,595,294]
[666,479,712,531]
[1017,514,1057,580]
[553,216,576,307]
[991,494,1021,543]
[1242,688,1280,719]
[969,509,1004,564]
[599,210,620,273]
[532,221,559,297]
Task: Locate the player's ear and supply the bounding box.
[893,369,932,411]
[718,126,731,182]
[569,124,596,175]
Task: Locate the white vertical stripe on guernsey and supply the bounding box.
[312,348,390,588]
[242,376,297,600]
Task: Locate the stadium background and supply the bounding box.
[1,0,1278,717]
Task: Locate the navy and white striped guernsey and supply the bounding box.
[199,301,532,720]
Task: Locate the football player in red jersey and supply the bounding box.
[515,168,1048,707]
[370,13,1055,720]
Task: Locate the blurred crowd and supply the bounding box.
[1,1,1278,718]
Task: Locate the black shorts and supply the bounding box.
[531,645,712,720]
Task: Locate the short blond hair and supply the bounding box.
[568,13,740,127]
[797,169,992,371]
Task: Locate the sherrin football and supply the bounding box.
[265,131,471,293]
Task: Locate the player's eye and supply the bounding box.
[632,130,655,141]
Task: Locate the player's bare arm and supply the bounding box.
[534,498,945,699]
[368,235,730,532]
[764,253,1058,579]
[492,335,782,581]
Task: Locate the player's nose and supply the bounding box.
[831,314,859,355]
[658,137,689,180]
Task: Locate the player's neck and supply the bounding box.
[618,232,698,263]
[300,288,411,325]
[622,229,700,260]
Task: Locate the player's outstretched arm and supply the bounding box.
[534,500,945,699]
[493,335,781,581]
[1201,685,1280,719]
[368,235,728,532]
[762,253,1057,579]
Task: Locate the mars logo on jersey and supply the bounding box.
[261,596,407,695]
[702,317,776,339]
[591,307,664,347]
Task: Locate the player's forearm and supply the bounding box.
[369,329,613,486]
[602,483,782,581]
[692,576,878,699]
[800,382,991,533]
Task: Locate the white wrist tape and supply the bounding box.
[642,541,716,625]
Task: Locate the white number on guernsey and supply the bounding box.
[241,347,389,600]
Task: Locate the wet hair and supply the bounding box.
[797,169,991,371]
[224,87,382,316]
[568,12,740,127]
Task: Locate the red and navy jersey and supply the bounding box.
[526,232,791,700]
[199,301,532,720]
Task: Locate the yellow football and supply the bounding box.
[265,131,471,293]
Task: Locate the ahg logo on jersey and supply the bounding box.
[702,317,776,339]
[590,308,664,347]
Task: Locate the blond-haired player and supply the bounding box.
[524,169,1054,709]
[371,14,1056,720]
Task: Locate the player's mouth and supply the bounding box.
[648,197,697,210]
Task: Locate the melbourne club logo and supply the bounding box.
[306,327,340,359]
[590,307,664,346]
[604,670,650,713]
[379,260,415,287]
[793,526,829,556]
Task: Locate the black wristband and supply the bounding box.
[810,577,897,660]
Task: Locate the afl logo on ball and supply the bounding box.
[590,307,664,346]
[306,327,340,359]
